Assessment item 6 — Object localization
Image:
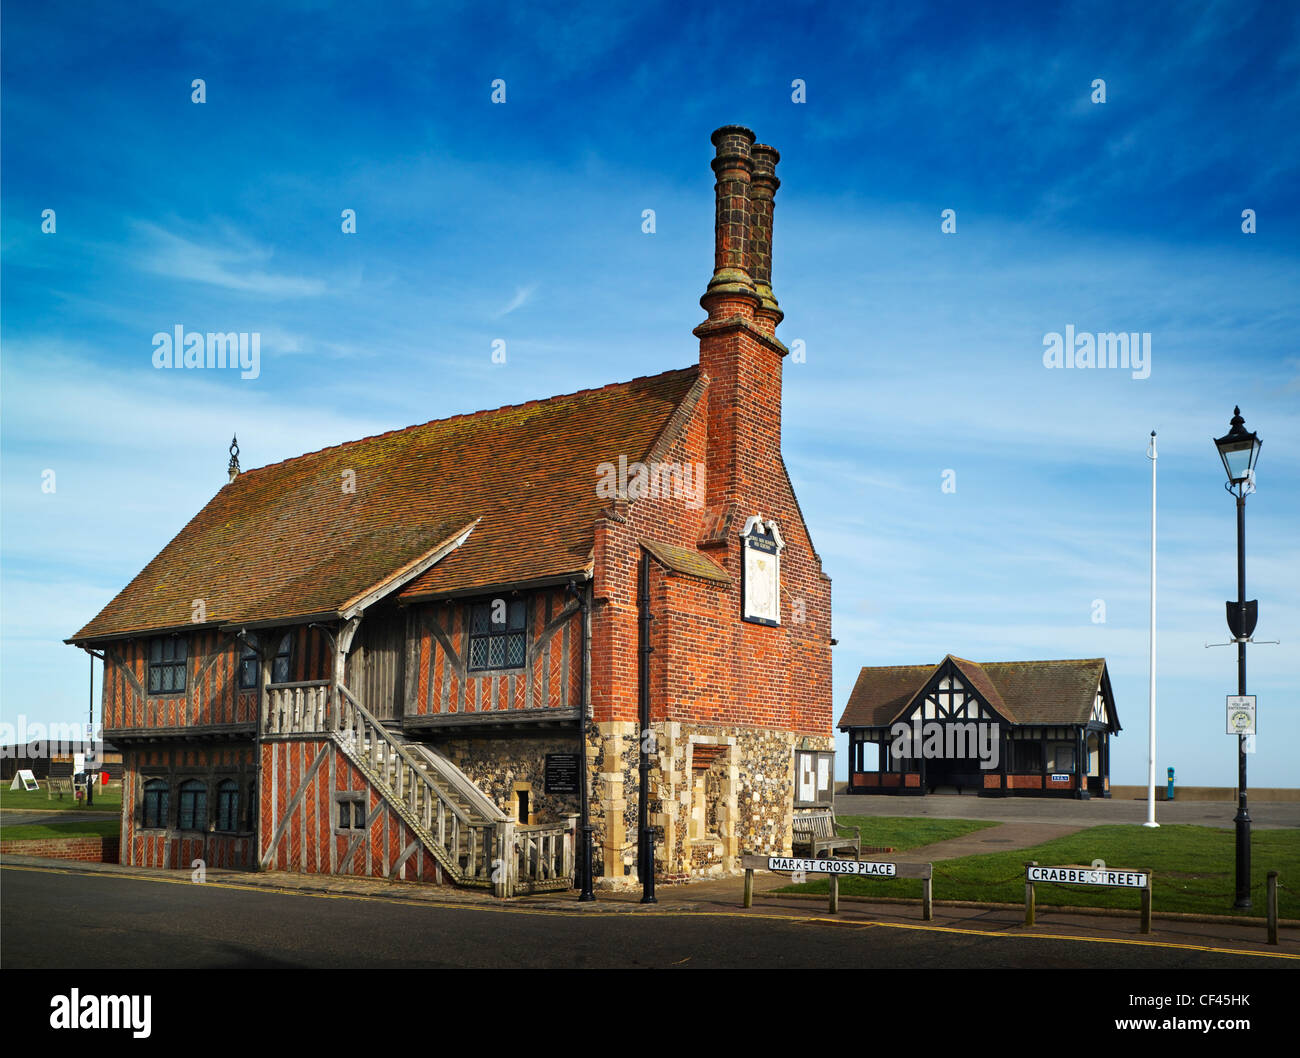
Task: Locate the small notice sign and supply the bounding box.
[10,769,39,792]
[1027,865,1147,888]
[544,753,580,795]
[1226,695,1256,735]
[767,857,896,877]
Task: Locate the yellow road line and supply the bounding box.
[3,863,1294,961]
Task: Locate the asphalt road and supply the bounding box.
[1,864,1284,970]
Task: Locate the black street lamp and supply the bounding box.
[1213,406,1262,910]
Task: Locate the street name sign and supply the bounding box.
[766,856,896,877]
[1027,865,1148,888]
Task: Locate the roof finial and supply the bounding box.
[228,435,240,483]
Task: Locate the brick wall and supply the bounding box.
[0,836,120,863]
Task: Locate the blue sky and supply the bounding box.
[2,0,1297,787]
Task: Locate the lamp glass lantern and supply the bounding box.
[1213,406,1262,486]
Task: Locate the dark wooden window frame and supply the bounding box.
[334,792,367,833]
[243,632,294,689]
[142,778,170,829]
[466,597,527,673]
[177,779,208,832]
[148,636,188,696]
[215,779,240,832]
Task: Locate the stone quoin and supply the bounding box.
[68,125,833,890]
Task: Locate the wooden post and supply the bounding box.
[743,868,754,909]
[1267,871,1279,945]
[1025,861,1036,927]
[922,874,933,921]
[828,871,839,914]
[1140,869,1152,935]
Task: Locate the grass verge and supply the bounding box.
[1,818,121,842]
[775,823,1300,919]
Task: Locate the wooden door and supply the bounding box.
[355,606,406,721]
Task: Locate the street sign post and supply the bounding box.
[1226,695,1256,735]
[1024,861,1152,933]
[741,854,932,918]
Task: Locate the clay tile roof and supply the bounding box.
[640,538,731,584]
[837,657,1112,729]
[72,366,702,642]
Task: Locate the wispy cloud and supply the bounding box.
[132,221,327,298]
[495,283,537,318]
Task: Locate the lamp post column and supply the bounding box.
[1233,487,1251,909]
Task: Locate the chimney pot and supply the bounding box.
[749,144,782,331]
[702,125,759,315]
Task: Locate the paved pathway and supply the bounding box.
[893,821,1083,863]
[834,791,1300,829]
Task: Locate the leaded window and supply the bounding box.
[178,779,207,831]
[241,632,292,687]
[215,779,239,831]
[148,637,188,695]
[467,599,526,671]
[272,632,293,683]
[240,643,258,689]
[142,779,169,829]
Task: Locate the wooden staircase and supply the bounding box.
[264,680,575,895]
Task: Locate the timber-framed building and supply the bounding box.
[839,656,1120,798]
[68,125,833,893]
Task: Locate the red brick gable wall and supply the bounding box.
[589,363,831,735]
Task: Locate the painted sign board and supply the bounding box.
[9,769,39,792]
[740,516,784,626]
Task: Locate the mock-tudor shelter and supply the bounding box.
[839,656,1119,798]
[68,125,833,893]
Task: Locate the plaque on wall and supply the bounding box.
[545,753,580,795]
[741,515,784,626]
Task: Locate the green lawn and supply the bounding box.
[832,814,999,852]
[1,818,121,842]
[775,823,1300,919]
[0,783,121,813]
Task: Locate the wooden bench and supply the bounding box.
[792,809,861,859]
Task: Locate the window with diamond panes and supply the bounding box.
[148,637,188,695]
[271,633,293,683]
[243,632,293,687]
[142,779,169,829]
[468,599,526,671]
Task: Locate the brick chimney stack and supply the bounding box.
[748,144,782,334]
[695,126,788,513]
[701,125,759,317]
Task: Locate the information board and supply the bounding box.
[544,753,580,795]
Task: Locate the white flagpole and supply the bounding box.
[1144,431,1159,827]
